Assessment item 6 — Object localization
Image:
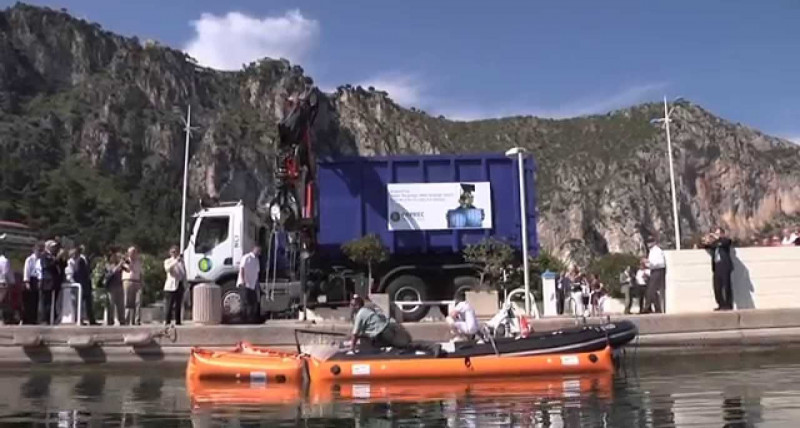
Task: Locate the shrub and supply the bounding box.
[463,237,515,290]
[140,253,166,306]
[530,250,567,290]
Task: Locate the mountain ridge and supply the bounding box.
[1,3,799,265]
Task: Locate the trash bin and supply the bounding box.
[192,283,222,325]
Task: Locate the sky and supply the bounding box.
[5,0,800,141]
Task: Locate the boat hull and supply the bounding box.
[308,345,613,381]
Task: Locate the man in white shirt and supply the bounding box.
[163,245,186,326]
[644,239,666,314]
[238,246,262,323]
[633,259,650,314]
[22,243,42,324]
[782,228,798,246]
[446,297,479,339]
[0,246,14,325]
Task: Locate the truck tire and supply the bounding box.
[386,275,429,322]
[221,280,245,324]
[439,275,482,316]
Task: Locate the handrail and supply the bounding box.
[51,282,82,325]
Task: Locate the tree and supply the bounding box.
[341,234,389,289]
[462,237,515,290]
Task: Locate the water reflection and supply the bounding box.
[1,350,799,426]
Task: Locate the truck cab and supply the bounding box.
[185,201,257,286]
[184,201,303,323]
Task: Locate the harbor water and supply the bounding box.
[1,349,799,427]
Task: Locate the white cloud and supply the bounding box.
[184,10,319,71]
[438,82,668,121]
[785,136,800,145]
[356,73,425,107]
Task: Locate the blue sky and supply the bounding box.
[6,0,800,141]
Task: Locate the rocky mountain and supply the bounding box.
[1,3,799,263]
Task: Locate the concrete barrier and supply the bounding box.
[665,247,800,313]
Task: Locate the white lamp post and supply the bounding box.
[650,96,684,250]
[179,105,197,254]
[505,147,533,316]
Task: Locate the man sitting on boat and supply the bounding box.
[446,296,479,340]
[349,294,413,352]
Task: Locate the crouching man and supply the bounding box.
[349,295,411,352]
[446,296,479,340]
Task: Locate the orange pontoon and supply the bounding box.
[308,345,613,382]
[186,345,304,384]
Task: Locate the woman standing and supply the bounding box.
[121,246,142,325]
[163,245,186,326]
[103,252,125,326]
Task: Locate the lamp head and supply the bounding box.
[505,147,526,157]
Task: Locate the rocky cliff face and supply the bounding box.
[1,3,799,261]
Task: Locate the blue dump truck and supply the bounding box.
[184,153,538,322]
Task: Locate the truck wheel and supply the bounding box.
[439,276,481,316]
[386,275,429,322]
[221,281,245,324]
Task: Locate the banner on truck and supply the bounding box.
[387,182,492,231]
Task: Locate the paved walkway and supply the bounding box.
[1,308,800,365]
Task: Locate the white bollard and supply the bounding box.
[541,271,558,317]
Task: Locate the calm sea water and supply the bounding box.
[1,350,799,427]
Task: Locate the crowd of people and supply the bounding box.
[553,267,612,317]
[553,225,782,316]
[0,239,188,327]
[738,227,800,248]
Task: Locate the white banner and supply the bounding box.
[387,182,492,231]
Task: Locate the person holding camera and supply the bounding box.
[163,245,186,326]
[103,251,126,326]
[702,227,734,311]
[121,246,142,325]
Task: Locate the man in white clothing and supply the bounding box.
[0,246,14,324]
[22,243,42,324]
[163,245,186,326]
[782,228,798,246]
[446,296,479,339]
[644,239,666,313]
[238,246,262,323]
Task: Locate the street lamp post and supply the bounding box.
[505,147,533,317]
[179,105,196,254]
[651,96,683,250]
